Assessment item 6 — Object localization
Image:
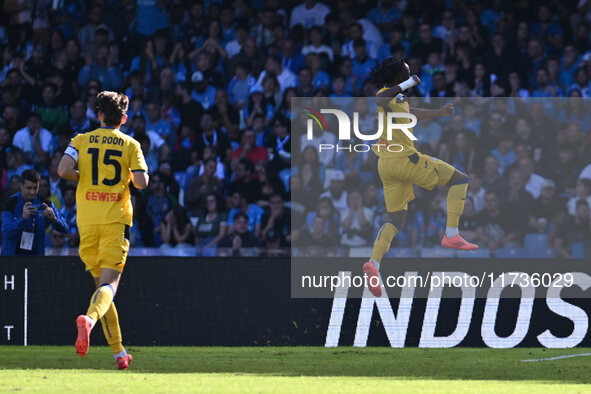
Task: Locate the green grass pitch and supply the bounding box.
[1,346,590,392]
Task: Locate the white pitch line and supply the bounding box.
[521,352,591,362]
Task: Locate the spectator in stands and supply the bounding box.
[12,113,51,167]
[298,216,337,256]
[482,156,508,198]
[416,194,447,247]
[59,184,78,247]
[302,26,334,62]
[146,101,173,145]
[290,0,330,29]
[320,170,348,212]
[552,199,591,258]
[185,158,224,215]
[210,89,240,141]
[189,70,217,110]
[69,99,98,135]
[266,115,291,172]
[160,206,194,249]
[256,163,287,207]
[519,157,546,199]
[528,179,565,234]
[466,171,486,212]
[227,191,263,237]
[147,172,177,247]
[568,179,591,218]
[175,82,205,130]
[77,44,122,91]
[3,147,33,189]
[226,157,262,203]
[1,169,67,256]
[38,176,61,211]
[192,112,231,163]
[255,55,297,94]
[217,212,264,256]
[129,113,170,173]
[490,133,516,175]
[339,189,373,247]
[458,196,479,244]
[260,193,291,246]
[476,191,519,252]
[33,83,68,134]
[195,192,228,256]
[172,123,196,172]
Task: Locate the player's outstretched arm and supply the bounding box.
[409,103,454,120]
[131,170,149,189]
[57,155,80,181]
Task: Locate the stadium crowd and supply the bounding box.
[1,0,591,257]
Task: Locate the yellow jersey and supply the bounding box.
[64,128,148,226]
[372,88,417,158]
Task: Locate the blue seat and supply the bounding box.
[524,233,548,252]
[386,248,417,258]
[495,247,527,258]
[572,243,585,259]
[456,248,490,258]
[420,247,456,258]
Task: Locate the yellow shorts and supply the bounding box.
[78,223,130,278]
[378,152,455,212]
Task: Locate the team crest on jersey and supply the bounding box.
[396,94,406,103]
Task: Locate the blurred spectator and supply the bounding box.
[519,157,547,199]
[504,168,534,233]
[227,190,263,237]
[298,216,337,256]
[567,179,591,217]
[147,172,177,246]
[490,133,516,175]
[59,184,78,247]
[265,115,291,172]
[476,191,520,252]
[320,170,348,212]
[226,157,262,203]
[340,189,373,246]
[290,0,330,29]
[77,44,122,91]
[528,179,565,234]
[12,113,51,167]
[192,112,231,163]
[69,99,98,135]
[160,206,194,248]
[195,192,228,256]
[185,158,224,215]
[256,163,287,207]
[458,196,479,244]
[552,199,591,258]
[482,156,508,198]
[217,212,264,256]
[260,193,290,243]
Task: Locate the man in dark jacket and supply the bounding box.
[1,169,68,255]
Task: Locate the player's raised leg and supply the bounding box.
[441,170,478,250]
[76,268,121,357]
[364,210,406,297]
[100,302,133,369]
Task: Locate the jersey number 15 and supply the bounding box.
[87,148,122,186]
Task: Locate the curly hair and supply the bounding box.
[369,57,408,88]
[96,91,129,127]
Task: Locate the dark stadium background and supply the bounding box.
[0,0,590,258]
